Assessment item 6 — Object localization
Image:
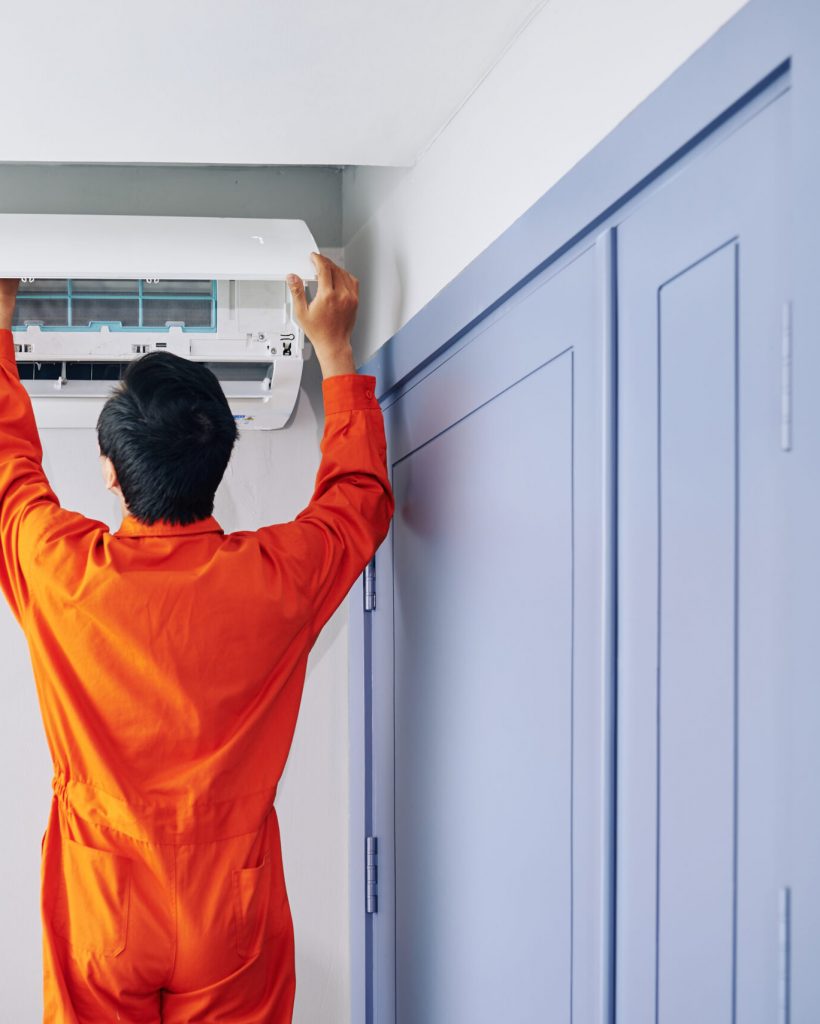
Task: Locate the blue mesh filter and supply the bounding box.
[143,280,212,294]
[17,279,65,293]
[143,299,213,328]
[72,298,140,328]
[72,279,140,294]
[12,279,216,332]
[13,297,69,327]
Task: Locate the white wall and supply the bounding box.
[0,167,351,1023]
[343,0,750,365]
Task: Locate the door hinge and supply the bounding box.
[781,301,793,452]
[363,557,376,612]
[366,835,378,913]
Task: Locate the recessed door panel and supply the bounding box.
[617,88,791,1024]
[657,244,738,1022]
[393,352,572,1024]
[368,245,610,1024]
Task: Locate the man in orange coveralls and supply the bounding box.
[0,253,394,1023]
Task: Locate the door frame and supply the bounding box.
[349,1,817,1020]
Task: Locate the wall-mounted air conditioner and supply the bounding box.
[0,213,318,429]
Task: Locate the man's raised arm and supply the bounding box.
[256,254,395,643]
[0,279,63,622]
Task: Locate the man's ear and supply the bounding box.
[100,454,122,498]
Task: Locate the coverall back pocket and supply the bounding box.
[232,853,272,959]
[52,835,131,957]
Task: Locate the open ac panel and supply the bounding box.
[1,214,319,430]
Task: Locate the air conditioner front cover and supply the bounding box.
[0,213,318,281]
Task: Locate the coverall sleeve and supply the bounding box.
[258,371,395,643]
[0,328,65,622]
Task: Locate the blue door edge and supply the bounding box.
[348,576,368,1024]
[597,227,619,1024]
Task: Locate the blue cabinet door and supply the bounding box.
[616,86,792,1024]
[368,242,613,1023]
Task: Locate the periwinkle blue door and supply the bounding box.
[616,87,792,1024]
[370,244,612,1024]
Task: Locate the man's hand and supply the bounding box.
[287,254,357,378]
[0,279,19,332]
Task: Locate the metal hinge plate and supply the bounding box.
[363,557,376,612]
[779,886,791,1024]
[366,835,378,913]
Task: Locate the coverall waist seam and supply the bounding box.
[51,770,279,847]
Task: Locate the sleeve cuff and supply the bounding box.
[321,373,380,415]
[0,329,15,363]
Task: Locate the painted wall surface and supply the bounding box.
[342,0,750,365]
[0,1,543,167]
[0,169,350,1024]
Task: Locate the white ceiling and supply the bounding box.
[1,0,545,167]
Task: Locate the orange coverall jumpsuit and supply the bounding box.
[0,328,394,1023]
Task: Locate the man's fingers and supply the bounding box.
[307,253,359,300]
[334,265,358,298]
[310,252,334,292]
[286,274,309,322]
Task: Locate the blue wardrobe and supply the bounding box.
[349,2,820,1021]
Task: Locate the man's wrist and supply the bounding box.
[0,302,14,332]
[317,344,356,379]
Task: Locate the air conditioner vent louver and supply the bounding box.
[64,362,125,381]
[15,361,273,384]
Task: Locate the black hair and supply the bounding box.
[97,351,239,526]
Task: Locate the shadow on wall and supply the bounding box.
[348,238,407,369]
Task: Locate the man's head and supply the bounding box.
[97,351,239,525]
